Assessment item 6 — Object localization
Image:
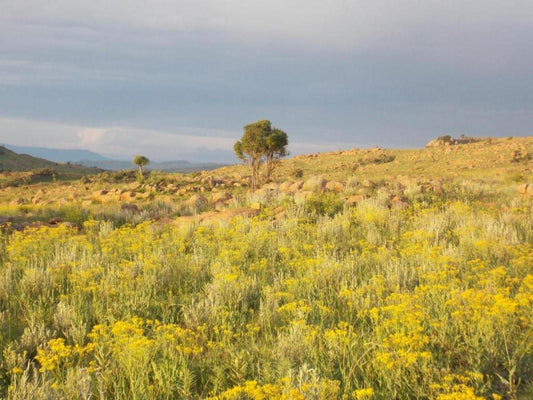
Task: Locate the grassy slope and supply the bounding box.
[0,136,532,399]
[0,145,101,180]
[217,136,533,183]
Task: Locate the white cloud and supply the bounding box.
[0,116,378,162]
[77,128,107,147]
[0,117,238,161]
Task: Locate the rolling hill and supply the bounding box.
[0,145,101,177]
[4,145,109,162]
[3,144,227,172]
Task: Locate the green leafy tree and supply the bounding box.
[132,155,150,180]
[265,128,288,180]
[234,120,288,190]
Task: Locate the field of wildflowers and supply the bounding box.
[0,142,532,399]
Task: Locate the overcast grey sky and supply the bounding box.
[1,0,532,161]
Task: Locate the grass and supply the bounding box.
[0,137,532,399]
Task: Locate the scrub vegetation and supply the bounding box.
[0,136,532,399]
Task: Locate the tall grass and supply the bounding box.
[0,186,532,399]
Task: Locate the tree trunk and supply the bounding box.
[251,157,260,191]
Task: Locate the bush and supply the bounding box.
[304,192,344,217]
[291,168,304,179]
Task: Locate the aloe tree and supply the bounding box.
[132,155,150,180]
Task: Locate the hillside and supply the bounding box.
[0,136,531,223]
[0,145,101,184]
[4,145,109,162]
[217,136,533,183]
[0,136,532,399]
[3,144,228,172]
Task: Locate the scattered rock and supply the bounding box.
[361,180,377,189]
[121,203,139,213]
[511,150,532,163]
[183,194,208,209]
[61,221,79,230]
[209,191,232,205]
[10,198,28,206]
[279,181,295,194]
[344,195,367,206]
[518,183,533,197]
[430,181,444,195]
[302,177,327,192]
[174,207,260,226]
[325,181,345,193]
[294,191,314,201]
[289,181,304,193]
[92,189,108,198]
[389,195,409,209]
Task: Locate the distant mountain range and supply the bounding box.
[5,145,109,162]
[3,145,227,172]
[77,159,226,172]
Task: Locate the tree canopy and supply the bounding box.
[234,120,288,189]
[132,155,150,179]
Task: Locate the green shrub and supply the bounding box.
[304,192,344,217]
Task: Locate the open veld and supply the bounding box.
[0,137,532,399]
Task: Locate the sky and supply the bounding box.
[0,0,532,162]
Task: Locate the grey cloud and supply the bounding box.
[0,0,531,157]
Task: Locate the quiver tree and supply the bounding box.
[132,155,150,180]
[234,120,288,190]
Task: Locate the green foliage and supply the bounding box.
[234,120,288,189]
[133,155,150,167]
[265,128,288,180]
[292,168,304,179]
[304,192,344,217]
[1,194,532,398]
[1,136,533,399]
[132,155,150,181]
[0,146,100,178]
[91,170,138,183]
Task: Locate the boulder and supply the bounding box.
[289,181,304,193]
[209,191,232,205]
[121,203,139,213]
[184,194,208,208]
[518,183,533,197]
[92,189,108,199]
[430,181,444,195]
[279,181,295,194]
[389,195,409,209]
[325,180,345,193]
[61,221,79,230]
[344,195,367,206]
[174,207,260,226]
[10,198,28,206]
[361,179,377,189]
[119,191,137,201]
[302,177,327,192]
[294,191,314,201]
